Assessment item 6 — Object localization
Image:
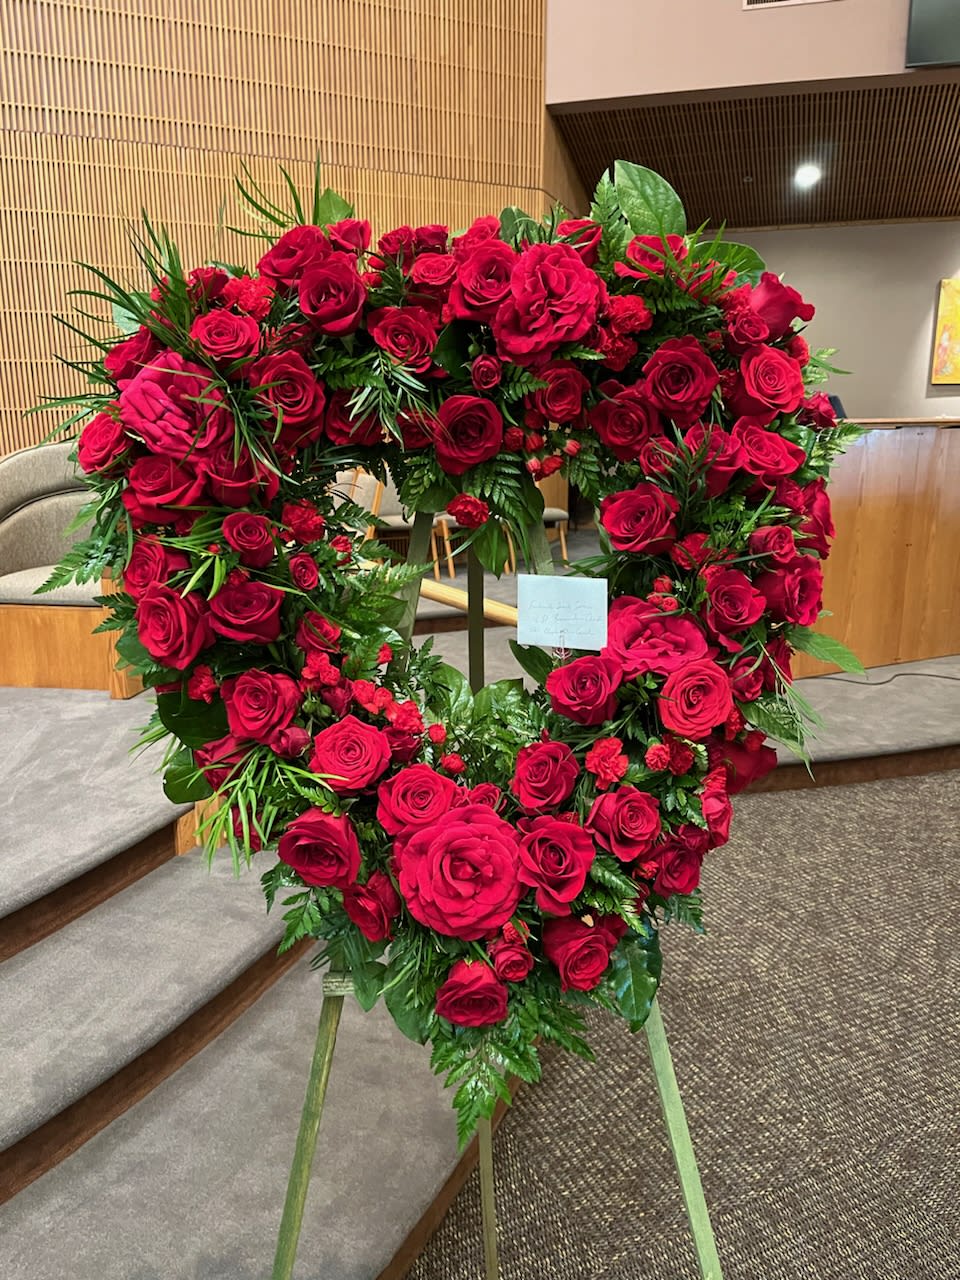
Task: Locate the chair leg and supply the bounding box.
[431,530,441,581]
[558,521,569,564]
[440,520,456,579]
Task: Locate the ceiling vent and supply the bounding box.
[744,0,841,9]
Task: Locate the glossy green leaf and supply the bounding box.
[162,748,214,804]
[613,161,686,238]
[156,689,229,748]
[509,640,554,685]
[707,240,766,281]
[352,960,387,1012]
[788,626,866,674]
[611,929,662,1032]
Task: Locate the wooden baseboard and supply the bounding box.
[752,743,960,793]
[0,820,181,963]
[0,940,309,1205]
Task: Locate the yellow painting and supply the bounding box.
[932,279,960,384]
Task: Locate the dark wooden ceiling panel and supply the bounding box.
[551,79,960,226]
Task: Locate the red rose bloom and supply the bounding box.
[654,825,709,896]
[309,714,391,794]
[799,392,837,431]
[736,345,805,418]
[517,815,595,915]
[289,553,319,591]
[197,442,279,508]
[528,361,590,426]
[488,937,535,982]
[222,512,275,568]
[701,771,733,848]
[221,669,300,743]
[545,655,623,726]
[248,352,326,446]
[189,310,260,366]
[342,871,401,942]
[588,381,659,461]
[295,610,341,654]
[77,410,128,474]
[748,525,797,565]
[798,477,835,558]
[713,736,779,794]
[298,254,366,335]
[732,420,807,484]
[557,217,602,265]
[328,218,372,255]
[123,537,190,600]
[511,740,579,812]
[410,253,456,290]
[277,808,361,889]
[724,307,770,354]
[493,242,605,365]
[433,395,503,475]
[376,762,459,836]
[122,455,207,526]
[543,916,619,992]
[744,271,814,339]
[258,225,330,288]
[452,215,500,260]
[703,565,765,638]
[584,737,629,790]
[435,960,508,1027]
[586,786,661,862]
[397,804,523,940]
[366,305,438,372]
[599,483,679,554]
[208,579,285,644]
[615,233,688,279]
[104,326,164,387]
[372,225,416,269]
[119,354,233,462]
[729,655,764,702]
[683,423,743,498]
[470,355,502,391]
[755,555,823,626]
[446,493,490,528]
[448,240,518,322]
[194,733,250,789]
[324,389,382,446]
[136,583,214,669]
[659,660,733,738]
[641,337,719,426]
[604,597,709,678]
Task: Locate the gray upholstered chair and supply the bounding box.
[0,441,138,695]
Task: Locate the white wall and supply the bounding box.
[546,0,910,105]
[736,221,960,419]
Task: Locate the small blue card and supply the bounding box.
[516,574,608,651]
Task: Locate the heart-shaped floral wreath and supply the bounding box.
[46,163,859,1142]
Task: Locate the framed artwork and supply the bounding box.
[931,278,960,384]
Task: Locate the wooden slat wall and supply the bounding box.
[1,0,583,456]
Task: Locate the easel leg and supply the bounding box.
[478,1116,500,1279]
[272,980,346,1280]
[645,999,724,1280]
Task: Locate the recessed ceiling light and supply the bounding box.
[794,163,823,190]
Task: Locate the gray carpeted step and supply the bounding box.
[0,687,189,917]
[0,956,459,1280]
[0,851,281,1150]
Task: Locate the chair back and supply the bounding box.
[0,442,89,575]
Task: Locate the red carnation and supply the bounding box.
[446,493,489,528]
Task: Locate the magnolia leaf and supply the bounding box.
[433,662,473,720]
[162,748,214,804]
[384,972,432,1044]
[314,187,354,225]
[114,630,153,672]
[471,519,511,576]
[432,323,470,378]
[705,241,765,282]
[111,301,140,334]
[613,161,686,238]
[352,960,387,1011]
[156,690,229,748]
[509,640,554,685]
[611,929,662,1032]
[473,678,525,720]
[788,626,866,674]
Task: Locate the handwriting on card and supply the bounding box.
[516,575,608,651]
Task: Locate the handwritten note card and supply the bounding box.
[516,574,608,651]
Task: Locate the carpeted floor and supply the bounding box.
[409,770,960,1280]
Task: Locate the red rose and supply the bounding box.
[376,762,458,835]
[543,916,619,991]
[289,553,319,590]
[367,305,438,372]
[654,825,709,896]
[545,655,622,726]
[298,254,366,335]
[324,389,382,446]
[410,253,456,291]
[197,442,280,508]
[397,804,523,940]
[748,525,797,565]
[258,225,330,288]
[528,361,590,426]
[724,307,770,354]
[599,483,679,554]
[136,583,213,669]
[448,240,518,322]
[209,579,285,644]
[221,669,300,743]
[701,771,733,848]
[248,352,326,446]
[119,354,232,461]
[470,355,502,391]
[682,423,743,497]
[270,725,311,758]
[433,395,503,475]
[605,294,653,336]
[386,728,422,763]
[799,392,837,431]
[517,815,595,915]
[586,786,661,862]
[435,960,508,1027]
[744,271,814,339]
[615,233,688,279]
[277,808,360,889]
[222,512,275,568]
[104,326,164,387]
[373,225,416,269]
[641,337,719,426]
[328,218,372,255]
[446,493,489,528]
[282,500,326,544]
[755,555,823,626]
[452,215,501,260]
[703,565,765,638]
[123,537,190,600]
[189,310,260,366]
[309,714,391,794]
[77,410,128,473]
[735,345,805,418]
[397,408,436,449]
[712,736,779,794]
[413,224,448,254]
[493,242,604,365]
[488,937,535,982]
[194,732,250,789]
[798,477,835,558]
[604,597,709,677]
[295,610,341,654]
[588,380,659,461]
[584,737,629,790]
[342,871,401,942]
[729,655,764,703]
[659,660,733,738]
[511,740,579,812]
[732,420,807,483]
[557,217,602,266]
